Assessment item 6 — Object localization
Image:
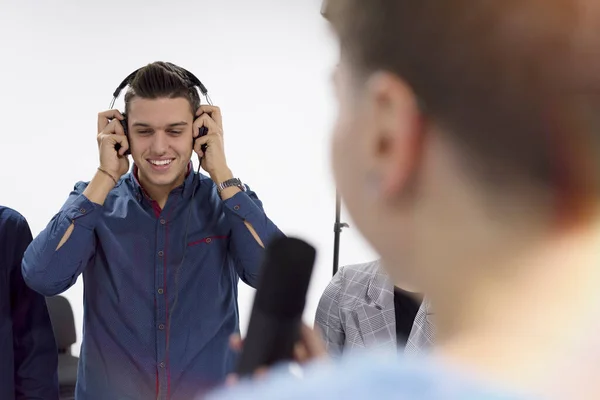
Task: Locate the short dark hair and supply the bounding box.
[324,0,600,215]
[123,61,201,115]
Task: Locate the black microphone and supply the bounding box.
[235,236,317,376]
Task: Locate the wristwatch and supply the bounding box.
[217,178,246,194]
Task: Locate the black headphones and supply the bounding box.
[109,63,212,155]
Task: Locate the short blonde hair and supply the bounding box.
[324,0,600,219]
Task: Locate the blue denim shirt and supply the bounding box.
[22,165,284,400]
[0,206,59,400]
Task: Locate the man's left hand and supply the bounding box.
[193,105,233,183]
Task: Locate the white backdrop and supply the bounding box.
[0,0,378,356]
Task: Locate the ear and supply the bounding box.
[365,72,425,199]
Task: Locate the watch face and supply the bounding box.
[233,179,245,191]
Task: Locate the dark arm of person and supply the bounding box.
[221,184,285,287]
[22,180,104,296]
[314,269,345,358]
[11,215,59,399]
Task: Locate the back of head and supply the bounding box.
[124,61,201,115]
[325,0,600,223]
[322,3,600,397]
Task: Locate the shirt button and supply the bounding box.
[159,362,165,368]
[158,324,165,330]
[158,250,164,257]
[233,205,240,211]
[80,208,86,213]
[157,288,164,294]
[160,219,166,225]
[205,238,212,244]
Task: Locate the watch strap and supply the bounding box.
[217,178,245,193]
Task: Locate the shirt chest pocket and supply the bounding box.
[187,234,229,247]
[184,234,230,265]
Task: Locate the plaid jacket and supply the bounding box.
[314,260,434,357]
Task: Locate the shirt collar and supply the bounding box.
[128,161,196,202]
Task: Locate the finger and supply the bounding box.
[114,134,130,156]
[193,132,222,158]
[193,113,221,138]
[100,131,129,156]
[193,131,217,146]
[253,367,269,380]
[103,134,129,156]
[294,342,309,363]
[98,119,126,138]
[225,374,239,387]
[193,134,207,157]
[98,109,124,133]
[300,324,327,359]
[229,334,243,352]
[110,118,127,136]
[195,105,222,127]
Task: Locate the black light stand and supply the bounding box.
[332,191,349,276]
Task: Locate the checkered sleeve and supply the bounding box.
[314,269,345,359]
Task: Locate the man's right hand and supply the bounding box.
[225,324,328,385]
[97,109,130,179]
[57,110,130,248]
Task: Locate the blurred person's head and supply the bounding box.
[323,0,600,309]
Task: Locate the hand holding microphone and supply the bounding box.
[230,236,324,382]
[227,323,327,384]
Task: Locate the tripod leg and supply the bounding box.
[332,191,348,276]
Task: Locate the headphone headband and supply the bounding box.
[111,63,209,104]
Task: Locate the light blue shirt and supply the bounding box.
[205,352,530,400]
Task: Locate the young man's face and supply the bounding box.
[126,97,195,192]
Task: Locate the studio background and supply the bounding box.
[0,0,378,356]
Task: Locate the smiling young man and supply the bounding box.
[21,62,284,400]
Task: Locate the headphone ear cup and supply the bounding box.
[197,126,208,153]
[120,119,129,136]
[115,115,131,155]
[191,116,207,151]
